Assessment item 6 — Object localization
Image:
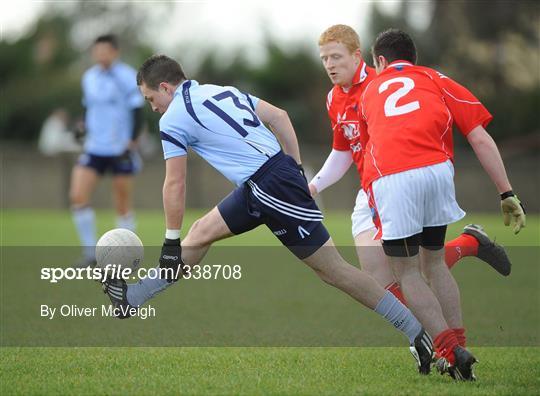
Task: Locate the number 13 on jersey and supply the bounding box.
[203,90,261,137]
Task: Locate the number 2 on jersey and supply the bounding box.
[203,91,261,137]
[378,77,420,117]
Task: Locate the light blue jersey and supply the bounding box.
[160,80,282,186]
[82,61,144,156]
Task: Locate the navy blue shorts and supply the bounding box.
[218,151,330,259]
[77,151,142,176]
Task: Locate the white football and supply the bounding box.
[95,228,144,272]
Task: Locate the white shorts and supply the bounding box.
[368,160,465,240]
[351,189,376,237]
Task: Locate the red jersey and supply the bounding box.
[360,61,492,189]
[326,61,376,178]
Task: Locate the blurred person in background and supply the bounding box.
[70,34,144,267]
[38,108,80,156]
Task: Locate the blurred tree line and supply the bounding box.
[1,0,538,147]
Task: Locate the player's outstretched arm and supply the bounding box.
[255,100,302,164]
[163,155,187,231]
[467,125,526,233]
[160,155,187,282]
[309,149,353,196]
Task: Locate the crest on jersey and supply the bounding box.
[337,112,360,140]
[342,123,359,140]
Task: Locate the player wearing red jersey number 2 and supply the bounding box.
[360,29,526,381]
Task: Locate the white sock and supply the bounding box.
[72,206,97,259]
[375,290,422,344]
[117,212,136,232]
[127,266,172,307]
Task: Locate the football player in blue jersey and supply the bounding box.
[70,34,145,267]
[102,54,434,373]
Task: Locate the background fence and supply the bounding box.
[2,141,538,212]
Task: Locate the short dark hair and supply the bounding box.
[372,29,417,65]
[94,34,119,49]
[136,55,187,90]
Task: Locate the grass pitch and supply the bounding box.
[1,210,539,395]
[3,347,539,395]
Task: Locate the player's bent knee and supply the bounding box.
[302,240,349,287]
[382,234,421,257]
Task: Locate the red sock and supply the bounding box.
[434,329,459,365]
[385,282,407,305]
[444,234,479,269]
[453,327,466,347]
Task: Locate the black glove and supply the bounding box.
[159,238,184,283]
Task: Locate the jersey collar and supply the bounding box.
[174,79,193,95]
[340,60,368,93]
[389,60,414,67]
[381,60,414,75]
[353,60,368,85]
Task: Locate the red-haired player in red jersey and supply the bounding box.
[360,28,526,381]
[311,26,512,292]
